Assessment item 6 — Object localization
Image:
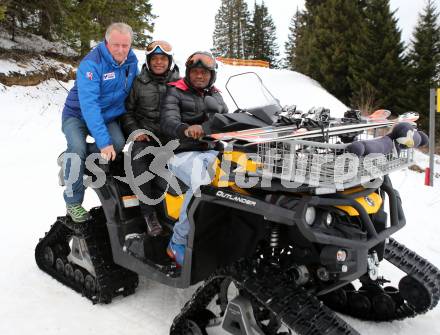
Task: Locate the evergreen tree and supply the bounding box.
[0,0,154,55]
[302,0,325,26]
[64,0,155,55]
[0,0,75,42]
[31,0,74,42]
[349,0,407,114]
[0,0,6,21]
[1,0,34,41]
[305,0,325,9]
[36,1,63,41]
[295,0,364,104]
[407,0,440,133]
[0,5,5,22]
[93,0,154,47]
[212,0,234,58]
[212,0,252,59]
[250,0,279,67]
[235,0,252,58]
[66,1,102,55]
[284,8,304,70]
[292,1,319,77]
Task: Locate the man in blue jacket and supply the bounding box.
[61,22,138,223]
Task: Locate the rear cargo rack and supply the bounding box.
[255,125,414,192]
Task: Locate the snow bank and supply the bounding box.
[0,56,74,78]
[215,62,348,117]
[0,27,78,57]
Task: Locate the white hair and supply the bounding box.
[105,22,133,42]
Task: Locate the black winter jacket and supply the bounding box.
[120,64,180,141]
[160,78,228,152]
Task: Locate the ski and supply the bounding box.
[364,109,391,121]
[210,109,390,141]
[240,122,391,146]
[210,111,419,144]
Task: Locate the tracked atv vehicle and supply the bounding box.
[36,73,440,334]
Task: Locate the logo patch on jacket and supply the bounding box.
[103,72,116,81]
[86,72,93,80]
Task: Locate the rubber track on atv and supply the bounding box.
[323,238,440,321]
[170,259,361,335]
[35,207,139,304]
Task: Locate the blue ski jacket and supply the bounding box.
[62,41,138,149]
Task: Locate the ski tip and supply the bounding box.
[398,111,419,122]
[368,109,391,120]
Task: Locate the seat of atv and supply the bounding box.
[80,153,189,197]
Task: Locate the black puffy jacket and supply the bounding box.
[120,64,180,141]
[160,78,228,152]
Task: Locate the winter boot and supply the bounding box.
[123,233,146,259]
[144,212,163,237]
[66,203,91,223]
[167,240,185,266]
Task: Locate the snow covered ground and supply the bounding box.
[0,27,77,57]
[0,56,73,77]
[0,55,440,335]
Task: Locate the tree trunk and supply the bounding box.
[80,36,90,56]
[10,13,16,42]
[39,10,52,41]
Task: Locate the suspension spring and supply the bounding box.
[270,223,280,249]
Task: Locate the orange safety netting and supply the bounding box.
[216,57,269,68]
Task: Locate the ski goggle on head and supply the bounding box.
[146,40,173,56]
[185,52,217,71]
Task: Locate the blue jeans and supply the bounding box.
[167,150,218,245]
[62,117,125,205]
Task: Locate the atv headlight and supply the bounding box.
[305,206,316,226]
